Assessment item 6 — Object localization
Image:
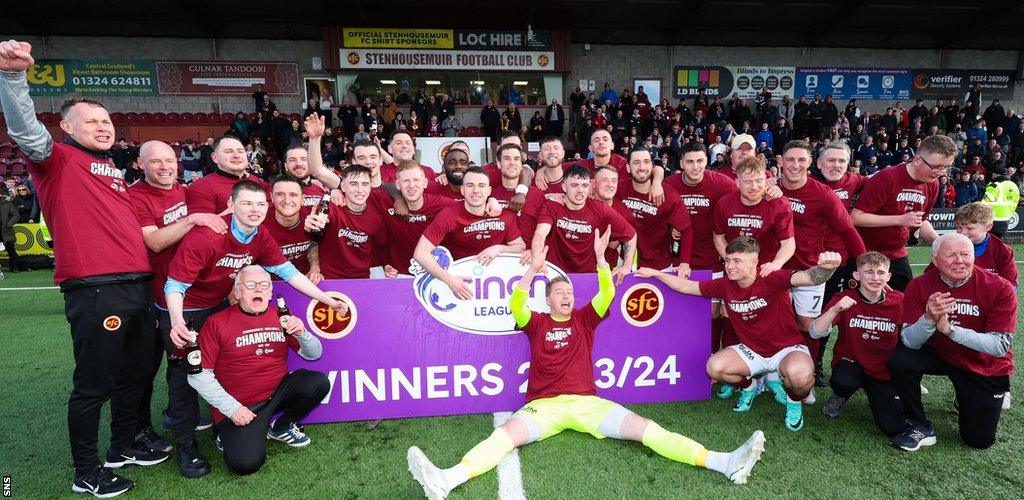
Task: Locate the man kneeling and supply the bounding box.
[188,266,329,475]
[407,229,766,500]
[637,236,840,432]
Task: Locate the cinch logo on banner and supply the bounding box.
[410,247,568,335]
[278,265,713,423]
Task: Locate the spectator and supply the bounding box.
[857,136,877,165]
[321,140,342,169]
[972,172,987,202]
[271,110,292,159]
[966,120,988,145]
[991,126,1010,154]
[319,88,334,126]
[983,99,1005,131]
[440,94,456,121]
[257,94,276,123]
[0,194,19,272]
[844,99,861,126]
[908,99,929,125]
[339,97,359,139]
[545,99,565,138]
[111,139,136,171]
[529,111,545,140]
[426,115,443,137]
[180,139,202,183]
[954,170,978,206]
[599,82,618,107]
[862,155,880,175]
[966,136,986,159]
[199,136,216,174]
[251,83,267,112]
[366,108,384,136]
[229,112,250,145]
[251,112,270,146]
[302,97,319,122]
[822,95,839,136]
[876,142,894,169]
[755,122,773,152]
[502,104,522,137]
[935,175,956,208]
[963,155,986,178]
[480,102,500,140]
[442,114,463,137]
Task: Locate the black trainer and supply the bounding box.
[134,427,172,453]
[813,367,828,388]
[176,443,212,478]
[162,410,213,432]
[103,446,169,469]
[71,467,134,498]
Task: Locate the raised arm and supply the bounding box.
[304,113,342,190]
[0,40,52,162]
[590,225,616,316]
[790,251,841,287]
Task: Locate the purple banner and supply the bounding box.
[279,268,712,423]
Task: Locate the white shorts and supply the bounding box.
[729,343,810,377]
[790,283,826,318]
[711,271,724,305]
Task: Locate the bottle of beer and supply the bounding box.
[183,320,202,375]
[169,318,195,364]
[309,194,331,238]
[277,295,291,333]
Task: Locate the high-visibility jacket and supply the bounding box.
[983,179,1020,221]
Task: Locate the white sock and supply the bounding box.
[704,451,731,475]
[441,464,470,491]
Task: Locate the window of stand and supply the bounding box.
[350,73,547,106]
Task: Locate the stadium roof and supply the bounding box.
[7,0,1023,50]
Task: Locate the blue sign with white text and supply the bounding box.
[795,68,911,100]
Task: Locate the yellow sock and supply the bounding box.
[458,428,516,479]
[641,421,709,467]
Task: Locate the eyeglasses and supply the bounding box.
[918,155,954,171]
[240,280,272,291]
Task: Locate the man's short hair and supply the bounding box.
[931,232,972,255]
[285,144,307,157]
[733,156,766,177]
[500,130,521,141]
[463,166,489,183]
[818,141,851,160]
[389,130,415,144]
[233,265,270,289]
[627,147,652,163]
[538,136,562,147]
[213,135,243,151]
[564,164,591,180]
[341,164,372,180]
[351,139,376,152]
[725,236,760,255]
[396,159,426,175]
[954,202,994,225]
[589,128,612,143]
[59,98,108,119]
[496,143,523,159]
[781,139,812,156]
[271,174,301,191]
[231,179,265,199]
[855,251,890,270]
[546,276,571,297]
[918,135,958,159]
[680,141,708,157]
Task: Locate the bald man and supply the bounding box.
[128,140,228,476]
[887,233,1016,452]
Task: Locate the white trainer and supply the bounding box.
[407,446,449,500]
[725,430,766,485]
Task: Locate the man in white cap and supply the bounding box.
[717,134,775,181]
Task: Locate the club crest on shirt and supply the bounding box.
[103,315,121,331]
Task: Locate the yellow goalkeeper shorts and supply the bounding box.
[512,394,631,442]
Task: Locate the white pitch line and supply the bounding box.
[492,411,527,500]
[0,286,59,291]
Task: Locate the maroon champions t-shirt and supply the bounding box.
[382,194,456,274]
[826,289,903,380]
[537,199,636,273]
[713,193,794,265]
[30,141,150,284]
[199,304,300,423]
[853,163,938,259]
[129,181,188,306]
[318,203,388,279]
[424,179,465,203]
[185,170,270,214]
[167,216,287,308]
[820,172,868,212]
[781,178,865,269]
[615,179,692,270]
[902,267,1016,377]
[422,204,522,260]
[489,185,546,243]
[299,180,327,208]
[664,170,738,271]
[521,305,605,402]
[698,270,804,357]
[260,209,314,276]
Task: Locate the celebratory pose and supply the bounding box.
[407,231,766,500]
[638,237,840,431]
[189,266,329,475]
[810,252,905,437]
